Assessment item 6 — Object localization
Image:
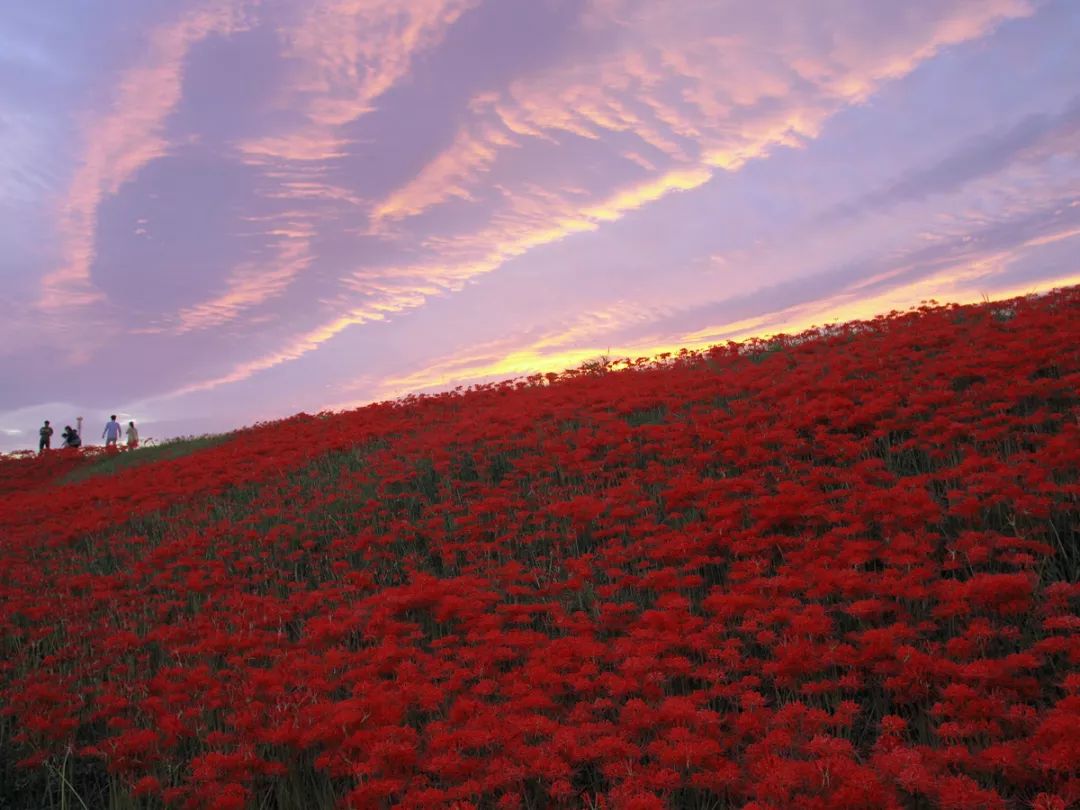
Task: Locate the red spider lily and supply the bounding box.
[0,287,1077,808]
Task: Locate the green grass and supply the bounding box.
[59,433,234,485]
[744,339,787,364]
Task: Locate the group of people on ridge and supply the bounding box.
[38,415,138,452]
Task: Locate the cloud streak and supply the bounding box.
[827,96,1080,220]
[370,220,1080,399]
[40,0,251,311]
[236,0,479,166]
[172,219,316,333]
[200,0,1037,393]
[3,0,1078,452]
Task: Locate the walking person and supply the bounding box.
[102,415,122,448]
[126,421,139,449]
[38,420,53,452]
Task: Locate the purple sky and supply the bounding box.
[3,0,1079,451]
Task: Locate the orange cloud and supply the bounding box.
[583,167,713,221]
[367,232,1080,401]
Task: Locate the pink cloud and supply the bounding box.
[154,0,1043,398]
[372,117,517,225]
[40,0,251,312]
[235,0,480,167]
[365,224,1080,401]
[367,0,1037,229]
[172,220,316,333]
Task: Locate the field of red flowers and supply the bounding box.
[1,288,1078,810]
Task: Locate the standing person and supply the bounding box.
[102,415,122,447]
[126,421,139,449]
[39,420,53,452]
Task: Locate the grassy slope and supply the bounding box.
[57,435,235,485]
[0,288,1078,809]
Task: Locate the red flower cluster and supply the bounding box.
[1,288,1078,809]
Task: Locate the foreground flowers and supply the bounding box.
[1,288,1078,809]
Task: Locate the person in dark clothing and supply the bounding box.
[39,421,53,452]
[61,426,82,448]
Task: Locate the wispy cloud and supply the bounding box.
[6,0,1077,453]
[367,222,1080,399]
[165,306,387,396]
[235,0,479,167]
[826,96,1080,220]
[39,0,251,311]
[172,219,316,333]
[371,114,516,225]
[369,0,1038,224]
[168,0,1041,396]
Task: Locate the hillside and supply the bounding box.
[1,288,1078,810]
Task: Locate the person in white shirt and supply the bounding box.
[126,421,139,449]
[102,415,122,447]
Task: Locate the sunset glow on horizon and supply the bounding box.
[3,0,1079,450]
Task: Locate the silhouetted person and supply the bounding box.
[126,421,139,449]
[39,420,53,452]
[102,415,122,447]
[62,426,81,449]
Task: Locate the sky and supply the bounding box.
[2,0,1079,451]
